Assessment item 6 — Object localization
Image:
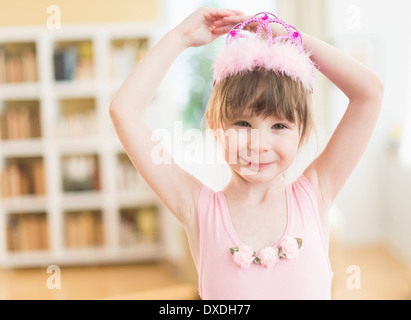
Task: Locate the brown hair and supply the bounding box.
[201,69,313,147]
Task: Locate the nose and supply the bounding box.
[248,128,271,155]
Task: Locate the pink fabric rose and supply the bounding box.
[232,245,255,268]
[280,237,300,259]
[257,247,280,268]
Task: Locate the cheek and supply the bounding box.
[223,130,247,153]
[222,130,249,164]
[278,136,300,160]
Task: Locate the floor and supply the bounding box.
[0,245,409,300]
[330,245,411,300]
[0,261,199,300]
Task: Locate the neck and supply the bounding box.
[224,172,286,204]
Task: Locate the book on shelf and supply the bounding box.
[54,46,77,81]
[75,41,93,80]
[119,207,158,246]
[137,207,158,240]
[6,213,49,252]
[53,41,93,81]
[65,211,103,248]
[0,158,45,198]
[0,103,41,140]
[0,46,5,83]
[21,47,38,82]
[57,98,97,139]
[111,38,148,82]
[117,154,140,193]
[0,44,37,83]
[61,155,100,192]
[57,109,97,139]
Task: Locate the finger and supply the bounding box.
[212,25,236,35]
[209,8,244,16]
[222,16,259,32]
[212,18,237,28]
[222,14,253,21]
[212,20,256,34]
[212,14,250,27]
[206,8,244,19]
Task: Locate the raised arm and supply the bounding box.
[300,32,384,208]
[109,8,243,226]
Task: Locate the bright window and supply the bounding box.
[164,0,277,128]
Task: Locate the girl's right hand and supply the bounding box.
[173,7,244,48]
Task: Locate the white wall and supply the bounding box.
[382,160,411,265]
[326,0,411,265]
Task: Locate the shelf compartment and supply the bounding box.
[6,212,49,252]
[61,153,100,192]
[53,40,94,81]
[55,98,97,139]
[0,42,38,84]
[0,100,42,141]
[119,206,159,247]
[0,156,46,198]
[110,37,148,82]
[64,210,104,249]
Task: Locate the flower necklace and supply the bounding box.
[230,237,303,268]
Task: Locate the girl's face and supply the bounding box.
[221,111,301,182]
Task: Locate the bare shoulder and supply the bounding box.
[302,165,333,218]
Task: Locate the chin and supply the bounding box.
[244,175,272,184]
[234,166,279,182]
[244,175,278,185]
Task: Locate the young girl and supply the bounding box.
[109,8,384,300]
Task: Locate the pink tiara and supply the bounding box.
[213,12,315,92]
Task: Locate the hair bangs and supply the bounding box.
[205,68,312,145]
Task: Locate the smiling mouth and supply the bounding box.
[239,157,273,170]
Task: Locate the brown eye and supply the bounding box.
[273,123,287,130]
[235,121,251,127]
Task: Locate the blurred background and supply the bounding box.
[0,0,409,300]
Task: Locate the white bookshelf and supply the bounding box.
[0,23,173,267]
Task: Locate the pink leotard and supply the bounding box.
[197,175,333,300]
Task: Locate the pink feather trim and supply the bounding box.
[213,38,315,92]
